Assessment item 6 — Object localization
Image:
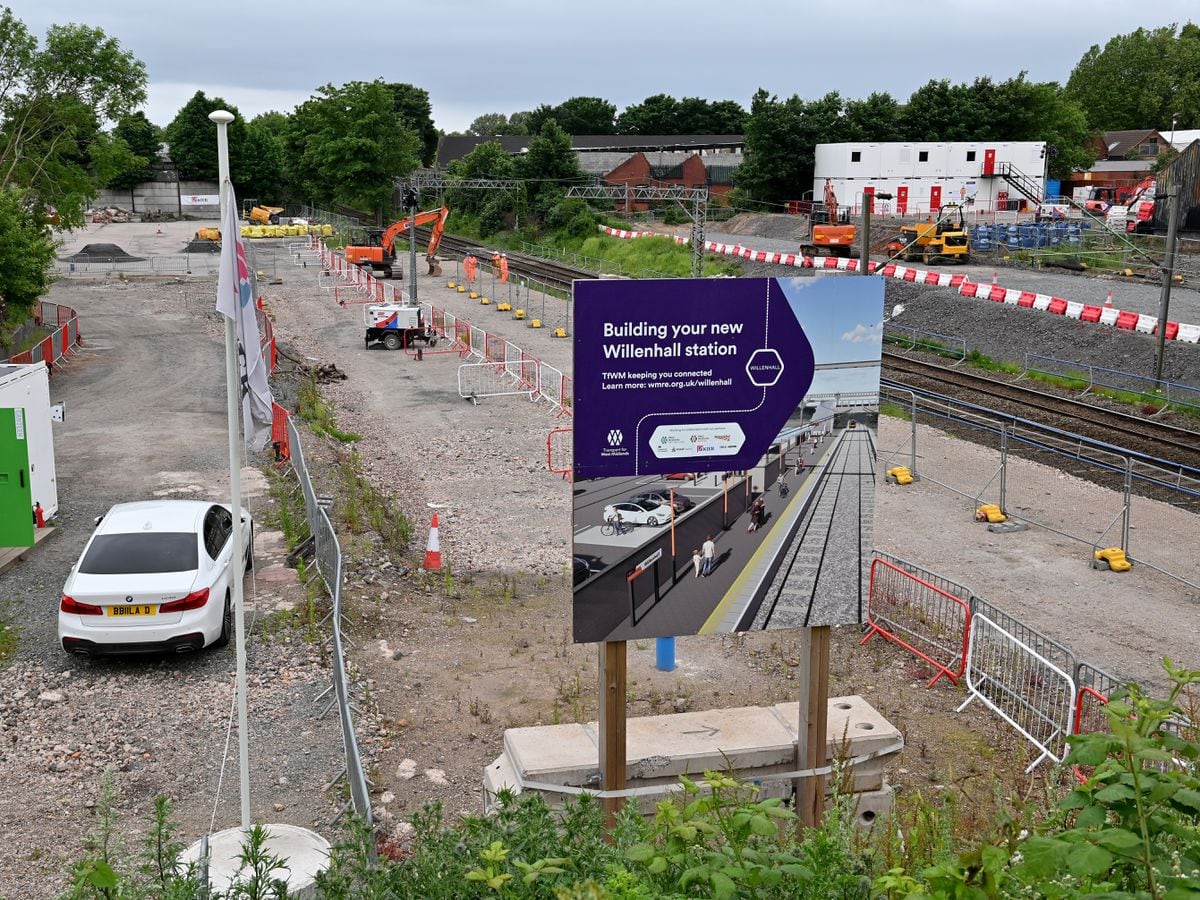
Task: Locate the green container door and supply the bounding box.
[0,407,34,547]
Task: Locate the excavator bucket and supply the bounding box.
[427,255,443,277]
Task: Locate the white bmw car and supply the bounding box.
[59,500,253,657]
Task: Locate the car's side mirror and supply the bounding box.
[94,515,104,526]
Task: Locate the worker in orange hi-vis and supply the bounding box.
[464,254,476,283]
[499,253,509,283]
[824,178,838,222]
[491,251,501,277]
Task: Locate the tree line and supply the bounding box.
[2,5,1198,333]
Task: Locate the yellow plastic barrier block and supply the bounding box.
[1094,547,1133,572]
[457,285,466,293]
[496,302,512,312]
[447,281,456,288]
[514,309,525,319]
[975,503,1007,523]
[886,466,913,485]
[531,319,543,328]
[468,291,478,299]
[480,297,491,305]
[553,327,568,338]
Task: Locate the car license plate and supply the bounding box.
[106,604,157,617]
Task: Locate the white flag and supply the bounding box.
[216,185,274,450]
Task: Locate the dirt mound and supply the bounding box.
[718,212,808,242]
[67,243,143,262]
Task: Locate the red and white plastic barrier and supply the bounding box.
[598,226,1200,343]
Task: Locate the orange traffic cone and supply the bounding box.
[1104,290,1113,308]
[423,513,442,571]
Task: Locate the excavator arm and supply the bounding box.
[378,206,450,255]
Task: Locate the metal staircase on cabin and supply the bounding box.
[993,162,1043,204]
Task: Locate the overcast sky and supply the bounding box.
[10,1,1197,132]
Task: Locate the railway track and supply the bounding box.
[421,226,1200,470]
[882,351,1200,470]
[422,231,593,291]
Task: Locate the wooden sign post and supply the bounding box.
[599,640,627,830]
[795,626,831,829]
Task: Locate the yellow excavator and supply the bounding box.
[345,205,451,279]
[886,203,971,265]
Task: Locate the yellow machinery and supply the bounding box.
[246,205,284,226]
[887,204,970,265]
[194,227,221,242]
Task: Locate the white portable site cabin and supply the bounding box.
[814,141,1048,215]
[0,362,59,521]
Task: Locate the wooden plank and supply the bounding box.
[0,526,56,576]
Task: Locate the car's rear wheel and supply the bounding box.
[213,592,232,649]
[646,516,658,526]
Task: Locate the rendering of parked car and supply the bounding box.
[573,556,593,585]
[58,500,253,657]
[631,491,695,513]
[601,500,670,527]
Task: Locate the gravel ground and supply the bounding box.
[6,218,1196,893]
[0,269,346,897]
[709,213,1200,324]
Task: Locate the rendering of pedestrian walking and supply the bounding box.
[702,535,716,576]
[692,549,703,578]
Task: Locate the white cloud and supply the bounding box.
[841,322,882,344]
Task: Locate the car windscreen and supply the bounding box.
[79,533,199,574]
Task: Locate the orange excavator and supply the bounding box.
[345,205,450,279]
[798,202,857,258]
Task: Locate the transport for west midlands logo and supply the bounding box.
[607,429,624,447]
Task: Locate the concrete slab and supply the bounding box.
[772,695,904,759]
[504,723,597,786]
[182,824,330,898]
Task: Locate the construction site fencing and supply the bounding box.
[286,415,373,833]
[54,252,228,276]
[1023,353,1200,417]
[3,300,82,369]
[884,324,967,361]
[860,556,972,686]
[311,239,576,420]
[547,428,572,479]
[877,383,1200,592]
[861,547,1156,770]
[957,613,1077,771]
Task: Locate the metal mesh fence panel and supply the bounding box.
[862,557,972,685]
[959,613,1077,771]
[286,417,372,829]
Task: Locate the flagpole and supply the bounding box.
[210,108,251,830]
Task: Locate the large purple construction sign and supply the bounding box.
[573,278,815,478]
[572,276,885,643]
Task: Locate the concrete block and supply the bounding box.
[504,723,596,787]
[772,695,903,760]
[483,753,520,813]
[834,781,895,830]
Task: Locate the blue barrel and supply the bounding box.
[656,637,676,672]
[1044,178,1061,201]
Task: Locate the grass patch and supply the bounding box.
[334,448,413,554]
[879,399,910,421]
[0,620,16,667]
[262,466,309,550]
[297,376,361,443]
